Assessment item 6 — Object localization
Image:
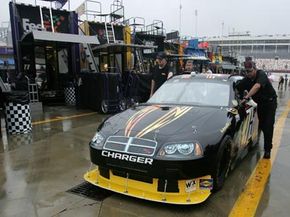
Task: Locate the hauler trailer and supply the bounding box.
[19,30,100,104]
[9,1,100,104]
[77,43,156,114]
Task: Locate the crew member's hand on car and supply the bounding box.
[241,96,249,104]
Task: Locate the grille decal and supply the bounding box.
[103,136,157,157]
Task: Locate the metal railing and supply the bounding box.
[25,76,39,103]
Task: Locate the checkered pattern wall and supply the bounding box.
[5,102,32,134]
[64,87,76,105]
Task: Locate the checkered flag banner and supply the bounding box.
[5,102,32,134]
[8,133,33,149]
[64,87,76,105]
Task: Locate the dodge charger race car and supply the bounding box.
[84,73,259,204]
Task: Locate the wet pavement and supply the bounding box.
[1,85,290,217]
[256,88,290,217]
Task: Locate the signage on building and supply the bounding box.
[15,4,70,37]
[166,31,179,40]
[9,2,79,74]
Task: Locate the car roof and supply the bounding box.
[172,73,243,83]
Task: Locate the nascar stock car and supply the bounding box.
[84,73,259,204]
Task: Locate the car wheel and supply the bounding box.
[101,100,109,114]
[119,99,127,111]
[212,136,233,191]
[130,98,136,105]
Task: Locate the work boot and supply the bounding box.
[263,150,271,159]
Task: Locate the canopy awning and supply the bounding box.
[21,31,100,45]
[92,43,157,52]
[166,54,209,61]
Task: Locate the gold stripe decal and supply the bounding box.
[135,106,192,138]
[125,106,159,137]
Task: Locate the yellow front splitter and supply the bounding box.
[84,168,212,205]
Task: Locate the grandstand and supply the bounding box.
[205,32,290,71]
[255,58,290,71]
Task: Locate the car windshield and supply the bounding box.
[148,79,230,107]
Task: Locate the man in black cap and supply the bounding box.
[237,57,277,159]
[150,52,173,97]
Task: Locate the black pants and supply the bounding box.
[278,82,284,90]
[257,100,277,151]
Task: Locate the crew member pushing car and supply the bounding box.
[237,57,277,159]
[150,52,173,97]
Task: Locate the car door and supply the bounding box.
[234,97,258,150]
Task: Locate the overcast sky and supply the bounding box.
[1,0,290,37]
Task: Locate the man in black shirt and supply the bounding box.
[184,60,195,74]
[237,58,277,159]
[150,52,173,97]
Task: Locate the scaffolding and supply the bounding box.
[145,20,165,36]
[124,17,145,34]
[110,0,124,23]
[76,0,102,22]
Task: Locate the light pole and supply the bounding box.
[221,21,224,37]
[195,9,198,38]
[179,0,182,35]
[221,21,224,55]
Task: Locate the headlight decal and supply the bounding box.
[164,144,177,155]
[91,132,105,149]
[158,141,203,159]
[177,143,194,155]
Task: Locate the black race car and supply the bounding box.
[84,73,259,204]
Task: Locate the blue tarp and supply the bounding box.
[188,39,199,49]
[0,59,4,65]
[184,48,206,57]
[7,58,14,65]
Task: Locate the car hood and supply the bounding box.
[99,105,231,146]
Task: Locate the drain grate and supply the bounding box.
[67,181,113,201]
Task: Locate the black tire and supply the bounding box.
[131,97,137,105]
[101,100,108,114]
[212,136,233,191]
[119,99,127,111]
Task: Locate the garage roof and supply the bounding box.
[92,43,157,52]
[21,31,100,45]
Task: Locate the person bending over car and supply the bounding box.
[236,57,277,159]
